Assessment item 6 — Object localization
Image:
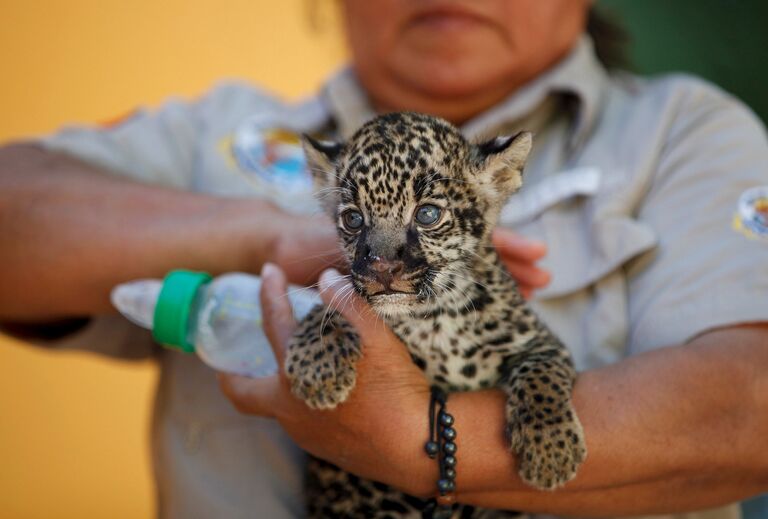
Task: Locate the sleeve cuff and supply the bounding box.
[629,286,768,354]
[2,315,157,361]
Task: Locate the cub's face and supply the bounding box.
[304,112,531,316]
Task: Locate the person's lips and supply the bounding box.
[407,4,491,32]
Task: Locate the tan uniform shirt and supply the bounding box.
[38,37,768,519]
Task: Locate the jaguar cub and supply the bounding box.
[287,112,586,517]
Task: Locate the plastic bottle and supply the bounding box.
[110,270,321,377]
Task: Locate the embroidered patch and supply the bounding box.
[227,114,313,196]
[733,186,768,240]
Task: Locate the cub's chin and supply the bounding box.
[367,291,419,318]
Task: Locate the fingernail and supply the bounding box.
[261,262,277,280]
[319,268,341,292]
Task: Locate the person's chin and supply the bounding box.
[389,52,512,98]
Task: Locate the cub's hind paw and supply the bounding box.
[507,403,586,490]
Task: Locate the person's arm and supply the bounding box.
[220,266,768,517]
[0,143,547,322]
[450,324,768,515]
[0,142,339,321]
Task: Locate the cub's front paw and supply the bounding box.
[285,307,361,410]
[506,401,586,490]
[286,348,359,410]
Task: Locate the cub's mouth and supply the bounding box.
[369,291,417,301]
[353,273,422,311]
[357,274,419,297]
[367,286,415,296]
[365,290,420,316]
[350,257,431,312]
[363,282,418,299]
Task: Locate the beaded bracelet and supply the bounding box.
[424,386,456,516]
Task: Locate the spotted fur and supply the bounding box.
[286,113,586,518]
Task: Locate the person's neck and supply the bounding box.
[368,79,520,127]
[361,54,566,126]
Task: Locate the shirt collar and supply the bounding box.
[321,36,607,148]
[320,67,377,139]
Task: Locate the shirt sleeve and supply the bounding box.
[1,316,158,361]
[20,82,285,359]
[626,79,768,353]
[39,93,204,189]
[16,88,216,358]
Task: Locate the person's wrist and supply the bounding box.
[212,197,285,274]
[378,386,439,498]
[449,389,517,495]
[270,212,341,286]
[269,210,312,282]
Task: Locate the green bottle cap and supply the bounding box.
[152,270,212,353]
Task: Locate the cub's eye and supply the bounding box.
[341,209,364,231]
[415,204,442,227]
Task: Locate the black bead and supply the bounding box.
[443,441,457,455]
[437,478,452,494]
[445,468,456,480]
[439,412,454,426]
[444,455,457,467]
[424,441,439,457]
[442,427,456,441]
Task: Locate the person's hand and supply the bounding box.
[218,263,433,495]
[492,228,550,298]
[270,212,345,287]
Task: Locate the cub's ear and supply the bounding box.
[301,134,344,188]
[472,131,533,198]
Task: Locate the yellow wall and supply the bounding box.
[0,1,345,517]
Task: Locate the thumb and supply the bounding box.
[260,262,296,367]
[317,268,399,351]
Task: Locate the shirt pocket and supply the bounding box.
[502,167,659,299]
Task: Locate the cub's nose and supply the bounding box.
[369,257,404,289]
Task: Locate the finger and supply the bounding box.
[260,262,296,367]
[502,260,552,289]
[318,268,401,351]
[518,285,533,300]
[217,372,280,418]
[492,228,547,262]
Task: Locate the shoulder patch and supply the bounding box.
[226,114,312,195]
[733,185,768,240]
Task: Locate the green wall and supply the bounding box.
[598,0,768,125]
